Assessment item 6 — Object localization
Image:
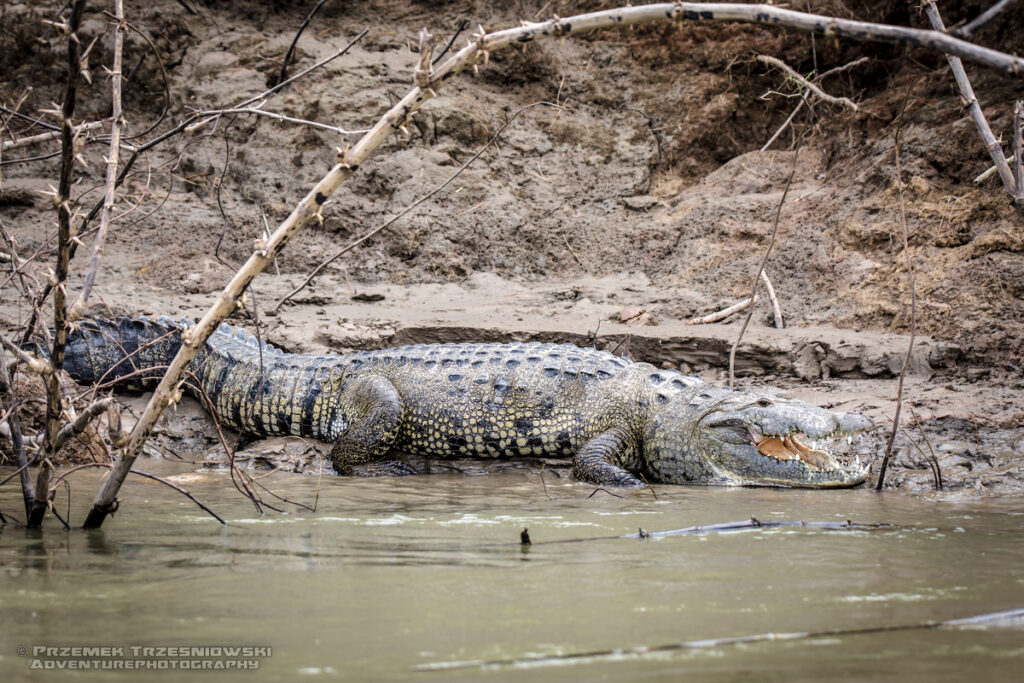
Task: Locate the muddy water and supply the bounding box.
[2,462,1023,681]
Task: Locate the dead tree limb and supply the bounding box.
[924,2,1023,213]
[0,120,104,152]
[29,0,88,529]
[760,269,784,329]
[69,0,126,321]
[82,3,1024,528]
[685,295,756,325]
[953,0,1020,39]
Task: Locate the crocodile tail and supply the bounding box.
[58,316,188,389]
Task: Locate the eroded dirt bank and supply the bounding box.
[1,1,1022,494]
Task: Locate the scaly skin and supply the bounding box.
[57,317,872,487]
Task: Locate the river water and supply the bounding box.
[2,461,1023,681]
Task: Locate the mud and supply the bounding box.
[1,1,1022,494]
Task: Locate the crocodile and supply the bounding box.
[55,317,873,487]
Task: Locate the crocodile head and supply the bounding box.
[644,386,873,487]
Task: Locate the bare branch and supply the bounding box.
[924,2,1018,197]
[194,106,367,137]
[953,0,1019,39]
[757,55,858,110]
[29,0,87,529]
[876,92,916,492]
[760,269,784,329]
[0,120,104,152]
[685,295,756,325]
[69,0,126,321]
[0,348,34,518]
[0,331,52,376]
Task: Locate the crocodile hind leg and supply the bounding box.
[329,375,415,477]
[572,428,643,487]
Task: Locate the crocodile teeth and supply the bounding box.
[750,430,835,472]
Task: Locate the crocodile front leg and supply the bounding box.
[572,428,643,487]
[330,375,415,477]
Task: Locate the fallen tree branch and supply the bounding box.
[685,295,756,325]
[414,606,1024,671]
[0,120,104,152]
[924,2,1021,208]
[760,269,784,329]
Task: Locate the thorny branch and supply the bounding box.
[69,0,126,320]
[28,0,88,529]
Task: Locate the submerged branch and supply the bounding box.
[414,607,1024,671]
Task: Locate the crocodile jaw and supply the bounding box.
[701,407,873,488]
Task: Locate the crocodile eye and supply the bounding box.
[757,398,772,408]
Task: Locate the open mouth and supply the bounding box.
[748,427,866,475]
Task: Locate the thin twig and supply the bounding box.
[953,0,1019,39]
[730,147,799,389]
[876,90,916,492]
[197,106,367,137]
[908,407,942,490]
[757,55,858,110]
[277,0,332,87]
